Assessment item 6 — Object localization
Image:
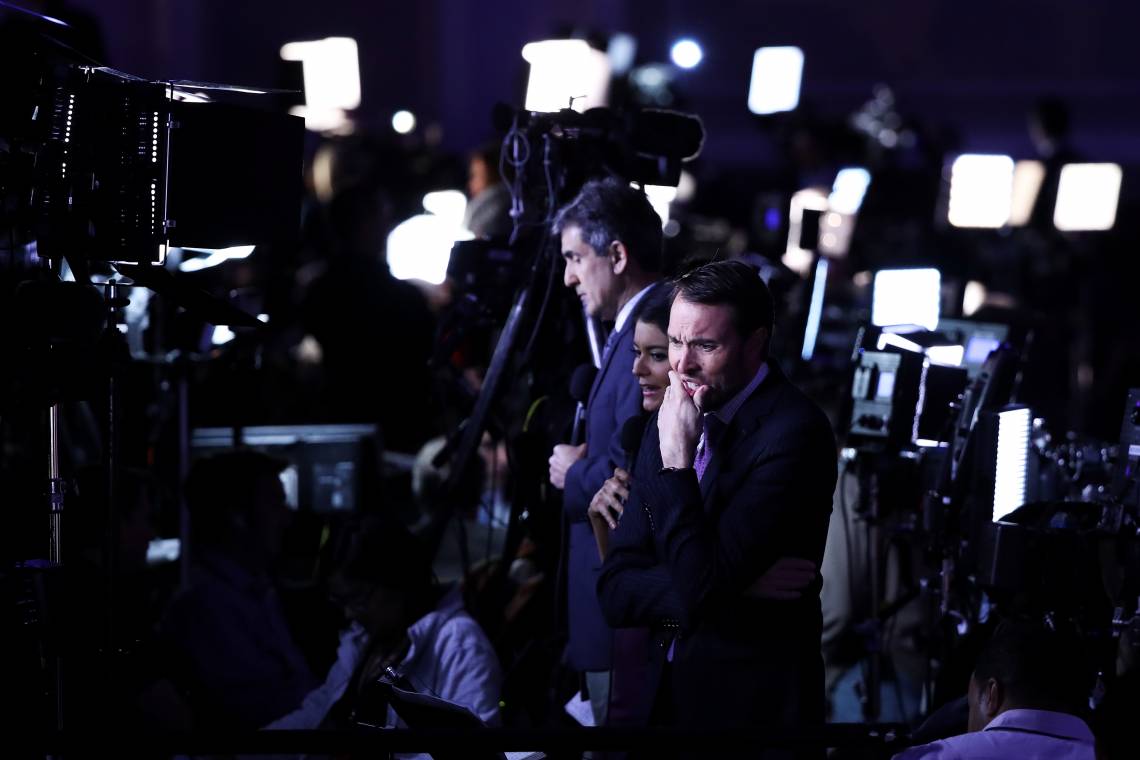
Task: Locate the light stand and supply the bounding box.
[848,445,886,722]
[46,397,64,731]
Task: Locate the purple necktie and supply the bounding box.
[693,416,720,482]
[694,437,712,482]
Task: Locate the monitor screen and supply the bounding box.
[190,424,380,513]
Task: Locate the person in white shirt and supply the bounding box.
[267,515,501,733]
[893,619,1096,760]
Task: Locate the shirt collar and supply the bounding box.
[708,361,769,428]
[402,584,465,666]
[984,709,1095,742]
[614,282,656,334]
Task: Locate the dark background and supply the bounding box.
[73,0,1140,167]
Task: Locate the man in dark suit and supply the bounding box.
[547,177,665,726]
[597,260,837,748]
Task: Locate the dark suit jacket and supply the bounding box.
[597,361,837,728]
[562,282,665,672]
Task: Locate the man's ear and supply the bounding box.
[746,326,770,361]
[610,241,629,275]
[980,677,1004,721]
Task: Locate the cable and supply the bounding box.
[484,444,497,563]
[500,116,531,246]
[542,133,557,224]
[519,236,557,364]
[523,397,548,433]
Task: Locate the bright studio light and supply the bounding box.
[521,39,611,113]
[1008,160,1045,226]
[422,190,467,227]
[782,187,828,276]
[211,325,236,345]
[638,183,678,226]
[670,39,703,69]
[926,344,965,367]
[748,46,804,115]
[146,538,180,565]
[280,37,361,133]
[962,280,988,317]
[828,167,872,215]
[391,110,416,134]
[993,406,1032,521]
[872,268,941,331]
[801,257,829,361]
[387,191,472,285]
[1054,163,1123,231]
[178,245,256,272]
[607,33,637,75]
[948,154,1014,228]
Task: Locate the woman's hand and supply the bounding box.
[588,468,631,562]
[588,469,631,530]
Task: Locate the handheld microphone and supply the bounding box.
[620,414,649,470]
[569,364,597,446]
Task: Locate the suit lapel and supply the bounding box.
[699,362,788,511]
[585,282,665,411]
[587,319,628,410]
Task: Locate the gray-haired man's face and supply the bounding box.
[561,224,622,320]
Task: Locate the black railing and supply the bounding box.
[30,723,909,756]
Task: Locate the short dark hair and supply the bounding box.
[670,260,774,338]
[470,140,502,181]
[552,177,663,274]
[185,450,287,545]
[333,515,435,594]
[635,285,672,335]
[973,618,1090,715]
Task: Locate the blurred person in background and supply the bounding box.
[160,451,316,730]
[298,136,437,452]
[267,514,501,731]
[463,141,513,240]
[892,619,1095,760]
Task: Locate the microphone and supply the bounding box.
[620,414,649,469]
[569,364,597,446]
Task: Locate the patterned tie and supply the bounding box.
[601,329,618,363]
[693,416,720,482]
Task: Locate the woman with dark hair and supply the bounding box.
[585,287,673,732]
[587,287,673,560]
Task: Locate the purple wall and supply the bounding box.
[69,0,1140,164]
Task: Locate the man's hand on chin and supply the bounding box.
[658,371,703,470]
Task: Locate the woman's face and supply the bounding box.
[632,319,671,412]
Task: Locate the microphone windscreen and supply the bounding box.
[569,363,598,404]
[620,413,649,457]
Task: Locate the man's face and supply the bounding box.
[668,296,765,412]
[468,157,490,198]
[561,224,622,320]
[330,572,406,638]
